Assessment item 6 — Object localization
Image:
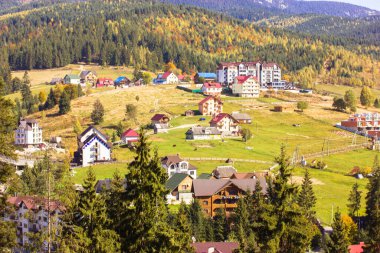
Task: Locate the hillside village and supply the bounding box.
[1,0,380,251]
[3,58,380,252]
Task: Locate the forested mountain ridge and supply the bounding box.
[164,0,380,18]
[0,0,379,89]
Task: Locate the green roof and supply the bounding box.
[165,173,190,191]
[198,173,212,179]
[65,74,80,79]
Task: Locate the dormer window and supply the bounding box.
[180,162,188,170]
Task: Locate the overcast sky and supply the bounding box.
[308,0,380,10]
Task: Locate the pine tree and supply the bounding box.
[59,90,71,115]
[374,98,380,108]
[347,183,361,218]
[325,211,350,253]
[213,208,228,242]
[173,202,194,252]
[22,71,31,86]
[121,131,184,252]
[298,169,317,219]
[116,121,124,138]
[91,99,105,124]
[189,200,206,242]
[44,88,56,110]
[365,155,380,252]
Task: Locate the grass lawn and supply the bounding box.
[72,163,129,184]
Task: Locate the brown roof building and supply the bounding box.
[191,242,239,253]
[192,178,267,217]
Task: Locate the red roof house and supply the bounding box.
[122,129,139,144]
[96,78,114,87]
[202,82,223,96]
[151,114,170,125]
[210,113,240,136]
[198,96,223,116]
[191,242,239,253]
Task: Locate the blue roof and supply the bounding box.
[197,73,217,79]
[115,76,127,82]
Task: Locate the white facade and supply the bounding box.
[232,76,260,98]
[198,96,223,116]
[15,119,43,146]
[75,127,111,167]
[210,114,240,136]
[4,197,64,249]
[261,64,281,85]
[161,156,197,179]
[165,73,179,84]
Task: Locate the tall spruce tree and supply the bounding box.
[365,155,380,251]
[213,208,228,242]
[325,211,350,253]
[59,90,71,114]
[173,202,194,252]
[44,88,56,110]
[189,199,206,242]
[347,183,361,218]
[121,131,187,252]
[298,169,317,219]
[91,99,105,124]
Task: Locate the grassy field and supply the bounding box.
[17,66,379,225]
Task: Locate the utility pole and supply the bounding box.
[48,156,51,253]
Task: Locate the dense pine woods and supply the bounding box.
[0,0,378,90]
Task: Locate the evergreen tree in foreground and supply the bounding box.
[298,169,317,220]
[325,211,350,253]
[122,130,190,252]
[347,183,361,218]
[365,155,380,252]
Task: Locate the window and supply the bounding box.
[190,171,194,175]
[181,185,187,190]
[202,200,208,205]
[23,223,27,228]
[43,217,47,222]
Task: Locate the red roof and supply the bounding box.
[191,242,239,253]
[151,114,168,121]
[122,128,139,138]
[235,75,258,84]
[210,113,237,124]
[349,242,364,253]
[7,196,65,212]
[177,75,185,80]
[198,96,223,105]
[262,62,278,68]
[203,82,222,89]
[162,72,173,79]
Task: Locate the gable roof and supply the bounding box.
[95,178,112,193]
[191,242,239,253]
[187,126,221,136]
[165,173,191,191]
[115,76,130,83]
[210,113,238,124]
[213,166,237,178]
[235,75,258,84]
[122,128,139,138]
[151,114,168,121]
[65,74,80,79]
[7,196,65,212]
[162,71,174,79]
[161,155,197,170]
[80,70,96,78]
[193,178,267,197]
[203,82,222,89]
[230,172,256,179]
[197,73,217,79]
[198,96,223,105]
[78,126,109,141]
[231,112,252,121]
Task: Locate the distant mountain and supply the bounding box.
[164,0,380,18]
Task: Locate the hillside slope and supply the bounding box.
[0,0,378,88]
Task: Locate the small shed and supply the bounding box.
[273,105,291,112]
[154,123,169,134]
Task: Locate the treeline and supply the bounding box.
[0,0,378,89]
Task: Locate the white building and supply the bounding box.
[73,126,112,167]
[261,63,281,85]
[15,119,43,146]
[198,96,223,116]
[217,61,282,86]
[210,113,240,136]
[232,76,260,98]
[161,155,197,179]
[185,126,222,140]
[201,82,223,96]
[154,72,179,84]
[4,196,65,250]
[217,62,261,85]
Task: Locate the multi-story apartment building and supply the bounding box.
[198,96,223,116]
[217,61,281,86]
[260,63,281,85]
[232,76,260,98]
[4,196,65,250]
[15,119,43,146]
